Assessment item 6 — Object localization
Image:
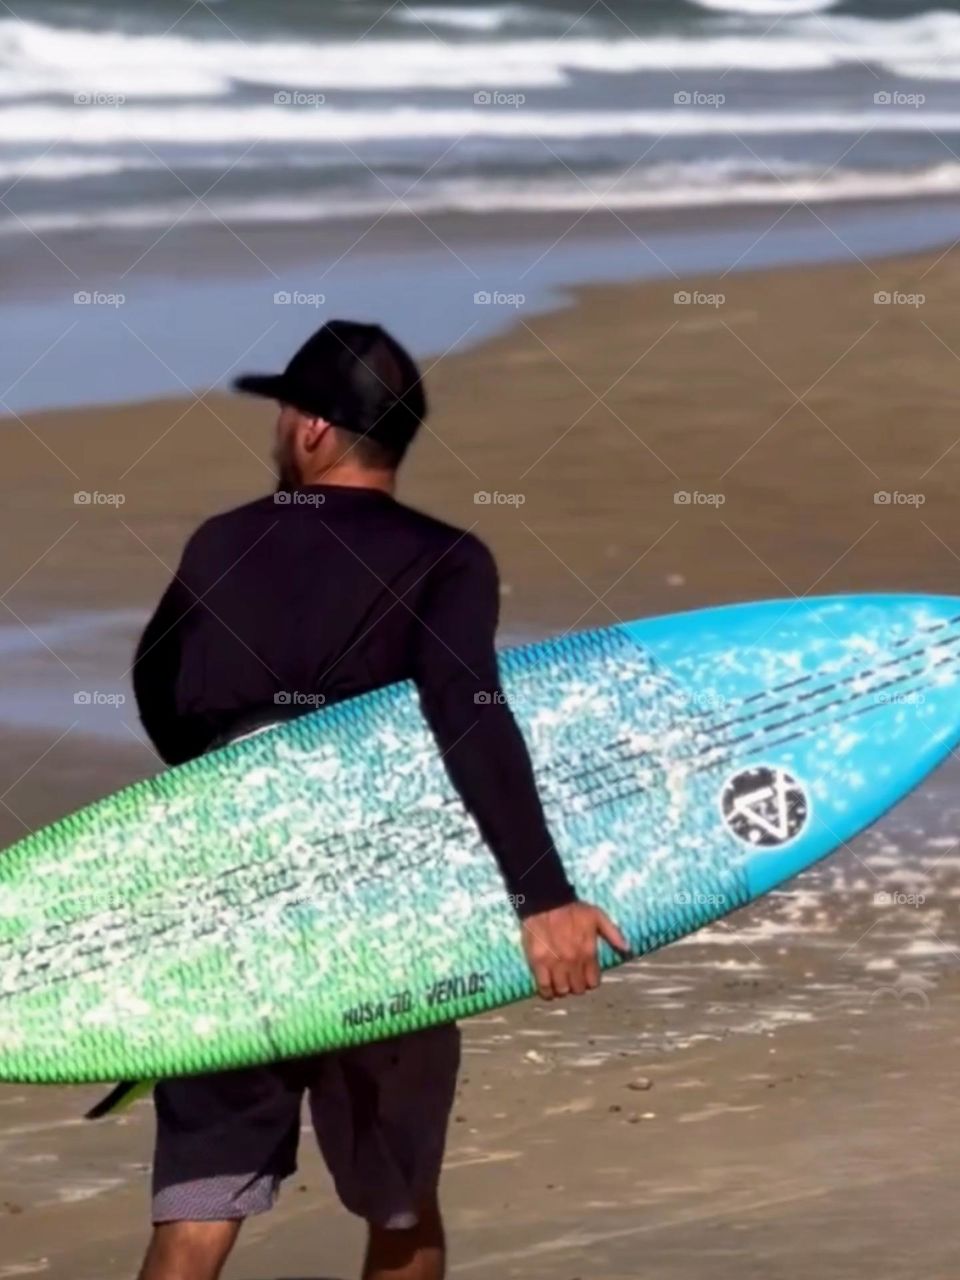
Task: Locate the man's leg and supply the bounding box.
[137,1220,242,1280]
[308,1025,460,1279]
[362,1195,446,1280]
[143,1067,302,1280]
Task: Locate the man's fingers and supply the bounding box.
[533,962,554,1001]
[568,962,587,996]
[522,902,629,1001]
[596,910,629,954]
[551,962,572,998]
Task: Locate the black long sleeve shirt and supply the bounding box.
[132,485,576,918]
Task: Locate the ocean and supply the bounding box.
[5,0,960,411]
[5,0,960,239]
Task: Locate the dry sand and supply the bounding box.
[2,246,960,1277]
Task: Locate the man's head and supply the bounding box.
[233,319,426,489]
[270,405,407,490]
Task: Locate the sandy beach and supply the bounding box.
[7,0,960,1271]
[1,241,960,1277]
[5,244,960,636]
[4,984,960,1279]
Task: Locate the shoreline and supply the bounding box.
[3,196,958,415]
[3,240,959,623]
[8,194,960,297]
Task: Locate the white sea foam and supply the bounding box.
[0,154,146,182]
[900,938,959,957]
[5,104,960,148]
[690,0,837,13]
[5,156,960,235]
[924,835,959,849]
[393,4,551,32]
[6,12,960,101]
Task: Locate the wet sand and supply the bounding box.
[2,244,960,1276]
[3,244,960,635]
[2,979,959,1279]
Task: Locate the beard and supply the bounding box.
[273,432,302,492]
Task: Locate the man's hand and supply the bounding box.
[521,901,629,1000]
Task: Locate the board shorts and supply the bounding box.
[150,1024,460,1229]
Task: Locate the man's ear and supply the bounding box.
[302,417,332,454]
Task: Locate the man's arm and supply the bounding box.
[412,535,574,916]
[413,535,627,997]
[133,542,205,766]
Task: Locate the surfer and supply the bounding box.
[132,320,626,1280]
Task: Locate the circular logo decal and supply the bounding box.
[720,766,809,848]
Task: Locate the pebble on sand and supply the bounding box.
[626,1077,653,1091]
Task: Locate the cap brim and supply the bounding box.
[232,372,288,400]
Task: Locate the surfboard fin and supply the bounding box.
[84,1078,154,1120]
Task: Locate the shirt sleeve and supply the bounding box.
[412,534,577,918]
[133,536,206,766]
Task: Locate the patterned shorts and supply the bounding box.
[151,1024,460,1229]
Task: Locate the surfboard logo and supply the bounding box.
[720,766,809,847]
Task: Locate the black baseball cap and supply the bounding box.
[233,319,427,449]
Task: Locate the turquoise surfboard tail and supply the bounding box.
[623,593,960,896]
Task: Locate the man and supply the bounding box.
[132,319,626,1280]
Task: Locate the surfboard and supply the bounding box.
[0,593,957,1085]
